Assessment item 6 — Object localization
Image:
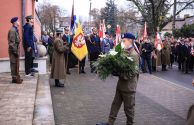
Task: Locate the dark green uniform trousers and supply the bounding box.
[108,90,135,125]
[9,53,17,79]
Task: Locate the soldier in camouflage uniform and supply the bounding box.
[97,33,139,125]
[8,17,23,84]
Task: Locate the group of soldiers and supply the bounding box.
[139,37,194,74]
[8,15,38,84]
[46,27,114,76]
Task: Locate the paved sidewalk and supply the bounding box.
[50,68,194,125]
[0,73,38,125]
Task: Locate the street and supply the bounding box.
[50,65,194,125]
[153,64,194,90]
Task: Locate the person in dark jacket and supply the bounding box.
[62,28,73,74]
[182,39,191,74]
[141,39,153,74]
[176,40,184,71]
[87,28,101,73]
[170,41,176,68]
[23,15,35,76]
[101,32,114,54]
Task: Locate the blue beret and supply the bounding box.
[10,17,18,23]
[122,33,135,40]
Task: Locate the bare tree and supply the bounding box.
[126,0,194,35]
[37,2,66,33]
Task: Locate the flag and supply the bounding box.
[115,24,121,47]
[70,0,76,33]
[102,19,106,38]
[142,22,148,42]
[155,32,163,51]
[71,22,88,61]
[99,21,103,39]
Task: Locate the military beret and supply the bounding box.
[122,33,135,40]
[10,17,18,23]
[56,29,63,33]
[25,15,33,20]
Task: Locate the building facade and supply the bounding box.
[0,0,41,58]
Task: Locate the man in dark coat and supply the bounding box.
[97,33,139,125]
[8,17,23,84]
[23,15,35,76]
[176,40,184,71]
[182,39,191,74]
[87,28,101,73]
[141,39,153,74]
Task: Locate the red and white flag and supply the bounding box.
[115,24,121,47]
[155,32,163,51]
[99,19,106,40]
[142,22,148,42]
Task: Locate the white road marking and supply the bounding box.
[152,75,194,93]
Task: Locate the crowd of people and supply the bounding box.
[137,37,194,74]
[8,15,194,125]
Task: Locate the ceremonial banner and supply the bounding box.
[115,24,121,46]
[142,22,148,42]
[155,32,163,51]
[71,22,88,61]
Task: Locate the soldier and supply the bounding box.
[101,32,114,54]
[8,17,23,84]
[161,39,171,71]
[87,28,101,73]
[50,30,69,87]
[23,15,35,76]
[97,33,139,125]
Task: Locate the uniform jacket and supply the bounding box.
[23,23,34,49]
[141,42,153,59]
[50,38,69,80]
[161,42,171,65]
[116,48,139,92]
[87,34,101,54]
[101,37,114,54]
[8,26,20,55]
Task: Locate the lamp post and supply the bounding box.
[172,0,176,36]
[89,0,92,33]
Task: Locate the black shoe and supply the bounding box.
[31,68,38,73]
[66,71,71,75]
[55,81,64,87]
[58,83,64,87]
[81,70,86,74]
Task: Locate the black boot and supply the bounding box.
[55,79,59,87]
[81,67,86,74]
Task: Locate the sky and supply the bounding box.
[37,0,129,21]
[37,0,193,21]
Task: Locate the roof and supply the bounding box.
[162,16,194,31]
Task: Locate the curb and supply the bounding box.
[33,74,55,125]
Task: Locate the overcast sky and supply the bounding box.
[37,0,193,21]
[37,0,129,20]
